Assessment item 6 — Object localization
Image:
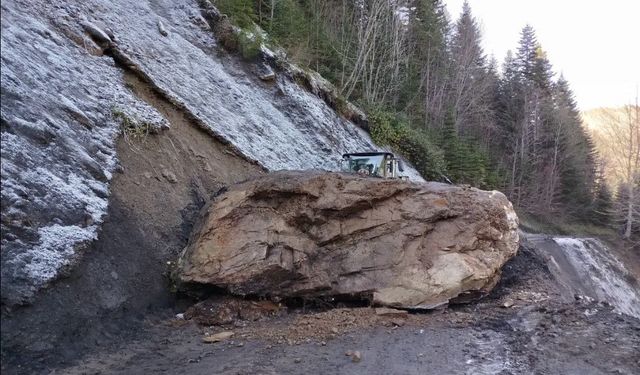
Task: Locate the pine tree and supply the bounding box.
[591,161,615,226]
[515,25,538,82]
[553,76,598,218]
[449,1,491,136]
[401,0,450,128]
[440,109,461,180]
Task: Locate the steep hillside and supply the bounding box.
[1,0,423,307]
[0,0,421,370]
[2,1,639,374]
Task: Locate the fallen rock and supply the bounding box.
[345,350,362,363]
[202,331,234,343]
[375,307,409,317]
[185,296,282,326]
[390,318,405,327]
[502,299,515,308]
[157,19,168,36]
[161,169,178,183]
[177,171,519,309]
[81,21,112,45]
[256,63,276,81]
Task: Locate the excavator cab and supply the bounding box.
[341,152,405,179]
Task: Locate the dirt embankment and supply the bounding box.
[0,69,264,373]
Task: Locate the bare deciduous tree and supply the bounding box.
[595,101,640,239]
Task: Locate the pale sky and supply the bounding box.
[444,0,640,110]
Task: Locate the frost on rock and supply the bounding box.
[105,0,423,180]
[0,2,167,305]
[19,225,99,284]
[1,0,422,306]
[553,238,640,318]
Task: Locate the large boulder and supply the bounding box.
[177,171,519,308]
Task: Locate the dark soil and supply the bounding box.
[0,70,264,374]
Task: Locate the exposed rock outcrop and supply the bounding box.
[0,0,421,307]
[177,171,519,308]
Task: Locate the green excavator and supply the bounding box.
[340,152,405,179]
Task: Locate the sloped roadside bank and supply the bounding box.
[0,68,264,373]
[2,0,422,309]
[1,0,417,371]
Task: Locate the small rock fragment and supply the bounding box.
[81,21,112,45]
[175,313,185,320]
[257,63,276,81]
[349,351,362,363]
[202,331,234,343]
[161,169,178,183]
[158,20,168,36]
[294,358,302,364]
[502,299,515,308]
[390,318,405,327]
[375,307,409,317]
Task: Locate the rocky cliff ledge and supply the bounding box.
[177,171,519,308]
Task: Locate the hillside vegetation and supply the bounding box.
[582,106,640,244]
[213,0,610,229]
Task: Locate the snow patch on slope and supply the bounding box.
[553,237,640,318]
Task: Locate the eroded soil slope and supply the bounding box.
[0,71,264,373]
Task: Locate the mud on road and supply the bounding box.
[51,243,640,375]
[53,299,640,375]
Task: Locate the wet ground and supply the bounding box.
[42,243,640,375]
[50,299,640,375]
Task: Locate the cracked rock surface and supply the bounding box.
[177,171,519,308]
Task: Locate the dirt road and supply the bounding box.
[47,243,640,375]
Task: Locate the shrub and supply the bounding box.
[112,108,152,141]
[213,0,256,29]
[237,28,263,61]
[215,18,239,52]
[368,109,446,181]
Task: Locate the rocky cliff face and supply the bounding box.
[177,171,519,308]
[0,0,421,307]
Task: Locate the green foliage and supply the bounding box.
[213,0,257,28]
[432,110,501,188]
[262,0,306,44]
[591,183,615,226]
[237,27,263,60]
[209,0,606,227]
[518,212,618,239]
[369,109,446,181]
